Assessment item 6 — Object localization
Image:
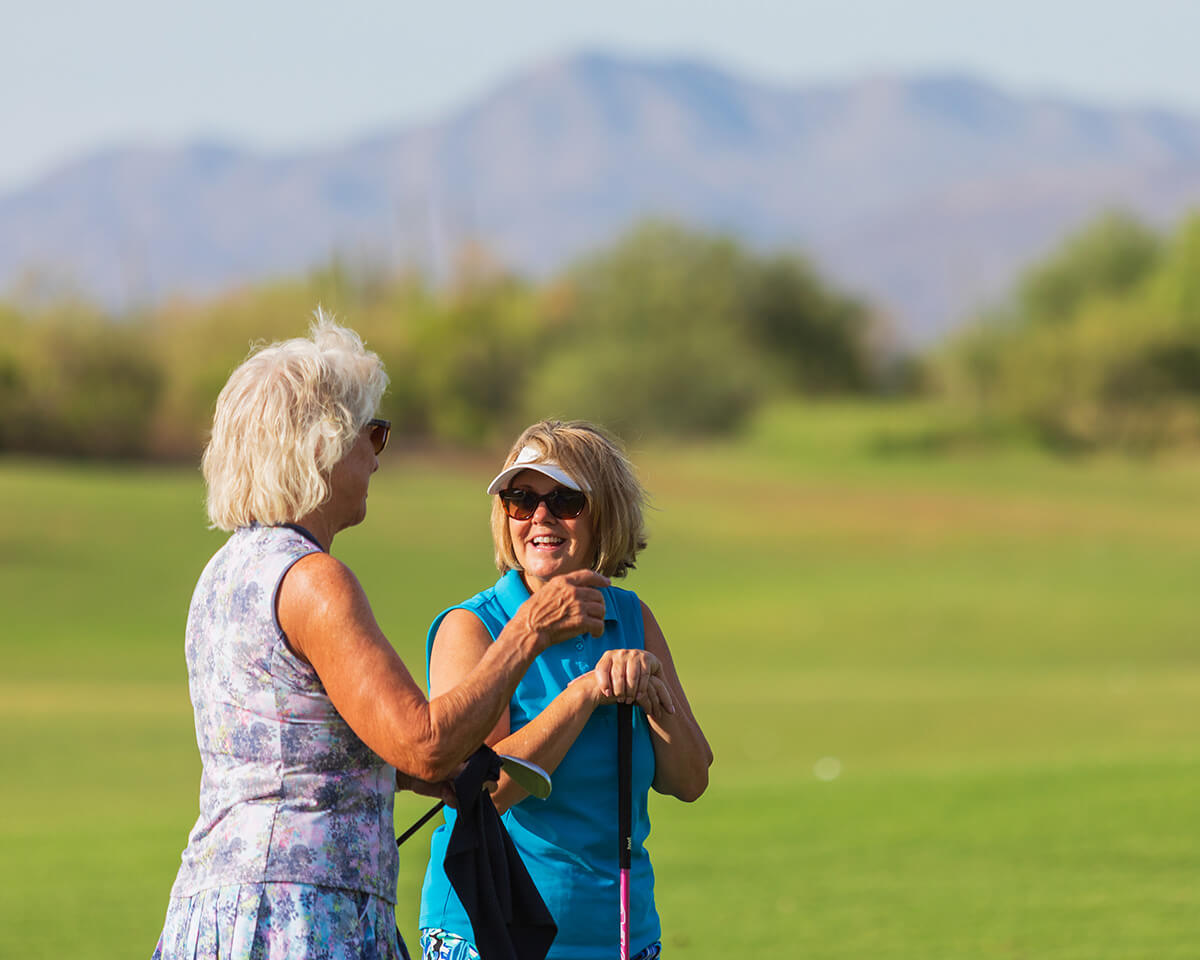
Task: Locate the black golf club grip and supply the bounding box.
[617,702,632,870]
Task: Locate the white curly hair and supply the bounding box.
[202,309,389,531]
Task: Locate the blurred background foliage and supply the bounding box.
[5,210,1200,459]
[934,210,1200,452]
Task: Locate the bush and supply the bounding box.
[0,306,163,457]
[936,210,1200,451]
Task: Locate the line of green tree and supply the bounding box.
[7,210,1200,461]
[0,221,880,459]
[933,210,1200,452]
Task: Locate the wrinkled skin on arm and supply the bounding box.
[278,555,609,787]
[428,595,712,812]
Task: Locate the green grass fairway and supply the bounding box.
[3,402,1199,958]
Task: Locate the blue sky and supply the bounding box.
[5,0,1199,193]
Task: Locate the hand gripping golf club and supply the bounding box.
[396,753,552,847]
[617,703,633,960]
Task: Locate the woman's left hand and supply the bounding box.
[397,770,459,808]
[590,649,675,721]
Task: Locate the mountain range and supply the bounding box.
[6,51,1200,342]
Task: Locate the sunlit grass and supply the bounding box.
[3,402,1199,958]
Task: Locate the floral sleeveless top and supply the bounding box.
[169,525,399,902]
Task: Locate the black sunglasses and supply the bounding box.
[366,418,390,455]
[499,485,588,521]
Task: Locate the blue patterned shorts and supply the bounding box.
[419,929,477,960]
[419,929,661,960]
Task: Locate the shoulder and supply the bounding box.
[437,607,491,639]
[281,550,359,594]
[458,581,503,613]
[604,582,640,601]
[426,582,505,662]
[433,585,501,635]
[602,583,645,624]
[426,596,499,691]
[432,576,511,637]
[278,551,368,628]
[277,553,381,665]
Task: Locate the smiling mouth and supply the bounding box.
[530,535,565,549]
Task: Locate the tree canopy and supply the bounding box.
[0,221,882,459]
[937,210,1200,451]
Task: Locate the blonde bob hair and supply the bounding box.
[491,420,647,579]
[203,312,388,531]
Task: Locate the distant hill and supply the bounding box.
[5,51,1200,342]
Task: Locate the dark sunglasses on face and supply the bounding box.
[367,418,391,455]
[499,485,588,521]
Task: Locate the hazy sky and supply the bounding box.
[5,0,1199,193]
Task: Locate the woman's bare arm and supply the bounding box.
[428,602,688,812]
[641,602,713,801]
[279,553,607,783]
[428,608,601,812]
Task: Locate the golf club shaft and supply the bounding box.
[396,800,445,847]
[618,702,632,960]
[394,752,553,848]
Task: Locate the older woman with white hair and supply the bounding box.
[151,318,608,960]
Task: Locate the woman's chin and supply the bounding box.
[523,556,584,583]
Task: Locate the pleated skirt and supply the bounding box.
[151,883,409,960]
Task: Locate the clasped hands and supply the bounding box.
[516,570,675,721]
[573,648,675,721]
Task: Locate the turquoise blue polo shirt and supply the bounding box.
[418,570,660,959]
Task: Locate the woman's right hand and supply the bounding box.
[510,569,610,650]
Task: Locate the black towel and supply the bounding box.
[443,746,558,960]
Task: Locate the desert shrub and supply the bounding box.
[936,210,1200,451]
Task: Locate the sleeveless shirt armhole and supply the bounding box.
[425,606,495,689]
[607,586,646,650]
[271,549,323,670]
[632,593,648,650]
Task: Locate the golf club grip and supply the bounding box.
[617,703,632,870]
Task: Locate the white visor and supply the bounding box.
[486,445,589,494]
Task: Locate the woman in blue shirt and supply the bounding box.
[419,420,712,960]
